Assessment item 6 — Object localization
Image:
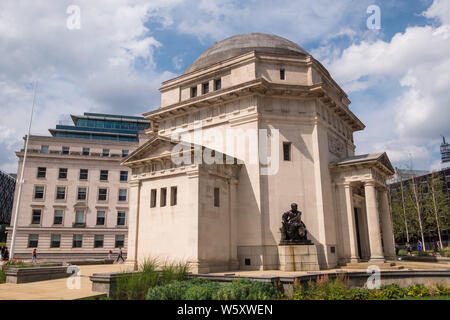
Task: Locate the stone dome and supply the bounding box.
[184,33,308,74]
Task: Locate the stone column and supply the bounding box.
[364,181,385,262]
[344,183,360,263]
[379,187,396,260]
[125,179,141,270]
[228,178,239,270]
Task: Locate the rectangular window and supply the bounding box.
[41,145,49,154]
[79,169,88,180]
[34,186,44,199]
[37,167,46,178]
[280,68,285,80]
[56,186,66,200]
[75,210,85,224]
[120,171,128,182]
[118,189,127,202]
[283,142,291,161]
[191,86,197,98]
[77,187,87,201]
[160,188,167,207]
[28,234,39,248]
[62,146,70,155]
[117,211,126,226]
[170,187,177,206]
[96,211,105,225]
[214,188,220,207]
[53,210,63,225]
[122,150,129,157]
[102,149,109,157]
[31,209,41,224]
[100,170,109,181]
[115,235,125,248]
[72,234,83,248]
[50,234,61,248]
[202,82,209,94]
[58,168,68,179]
[98,188,108,201]
[150,189,157,208]
[82,147,90,156]
[214,79,222,91]
[94,235,104,248]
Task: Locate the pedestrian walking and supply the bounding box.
[116,248,125,263]
[417,240,423,252]
[32,248,37,263]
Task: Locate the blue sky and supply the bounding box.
[0,0,449,173]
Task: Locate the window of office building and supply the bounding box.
[214,188,220,207]
[170,187,177,206]
[96,211,105,225]
[102,149,109,157]
[72,234,83,248]
[56,186,66,200]
[150,189,157,208]
[62,146,70,155]
[58,168,68,179]
[280,68,285,80]
[79,169,88,180]
[77,187,87,201]
[191,86,197,98]
[75,210,85,224]
[202,82,209,94]
[122,150,129,157]
[28,234,39,248]
[214,79,222,91]
[50,234,61,248]
[118,189,127,202]
[53,210,63,225]
[120,171,128,182]
[34,186,44,199]
[94,235,104,248]
[117,211,126,226]
[37,167,46,178]
[160,188,167,207]
[283,142,291,161]
[100,170,108,181]
[31,209,41,224]
[115,235,125,248]
[82,147,90,156]
[41,145,49,154]
[98,188,108,201]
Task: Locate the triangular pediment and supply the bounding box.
[121,135,183,165]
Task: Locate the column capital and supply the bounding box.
[364,180,377,187]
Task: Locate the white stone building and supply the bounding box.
[122,34,396,272]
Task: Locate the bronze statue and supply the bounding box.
[280,203,311,245]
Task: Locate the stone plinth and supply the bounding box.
[278,245,320,272]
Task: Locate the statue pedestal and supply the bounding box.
[278,244,320,272]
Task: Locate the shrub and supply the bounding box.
[433,283,450,296]
[368,289,388,300]
[397,249,407,256]
[349,287,370,300]
[214,279,277,300]
[380,284,408,299]
[184,281,221,300]
[407,284,430,297]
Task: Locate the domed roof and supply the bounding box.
[184,33,308,74]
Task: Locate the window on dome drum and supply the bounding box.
[202,82,209,94]
[53,210,63,225]
[283,142,291,161]
[115,235,125,248]
[191,86,197,98]
[214,79,221,91]
[96,211,105,225]
[117,211,126,226]
[150,189,157,208]
[72,234,83,248]
[79,169,88,180]
[102,149,109,157]
[160,188,167,207]
[214,188,220,207]
[100,170,109,181]
[280,68,285,80]
[122,150,129,157]
[56,187,66,200]
[34,186,44,199]
[31,209,41,224]
[118,189,127,201]
[41,145,49,154]
[28,234,39,248]
[98,188,108,201]
[58,168,68,179]
[82,147,90,156]
[50,234,61,248]
[170,186,177,206]
[120,171,128,182]
[37,167,46,178]
[94,235,104,248]
[77,187,87,201]
[62,146,70,155]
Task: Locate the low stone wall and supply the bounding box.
[5,266,74,284]
[90,271,138,297]
[398,255,450,263]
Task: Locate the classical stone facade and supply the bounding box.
[122,33,395,272]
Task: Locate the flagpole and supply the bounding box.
[9,81,38,260]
